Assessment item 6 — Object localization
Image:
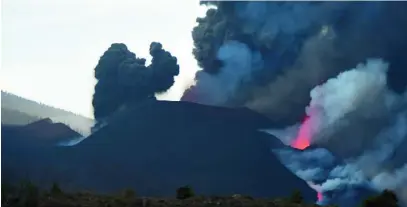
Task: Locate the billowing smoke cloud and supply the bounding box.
[183,2,407,125]
[305,59,405,151]
[183,3,407,204]
[275,147,373,206]
[267,59,407,206]
[183,41,263,105]
[93,42,179,120]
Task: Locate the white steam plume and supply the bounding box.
[267,58,407,206]
[306,58,394,146]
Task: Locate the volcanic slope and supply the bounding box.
[2,100,317,201]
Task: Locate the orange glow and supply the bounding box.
[291,115,311,150]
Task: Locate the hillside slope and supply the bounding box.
[2,118,82,147]
[1,91,94,135]
[2,100,317,202]
[1,108,40,125]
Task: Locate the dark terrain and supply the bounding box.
[2,118,82,147]
[2,100,317,201]
[1,181,397,207]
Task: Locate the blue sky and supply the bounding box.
[1,0,208,118]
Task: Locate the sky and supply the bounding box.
[1,0,208,118]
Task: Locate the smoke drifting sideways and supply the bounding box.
[266,59,407,206]
[57,136,88,146]
[182,1,407,125]
[57,120,108,147]
[92,42,179,121]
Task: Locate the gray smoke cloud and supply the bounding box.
[184,2,407,126]
[186,41,263,105]
[185,2,407,205]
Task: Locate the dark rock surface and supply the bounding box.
[2,101,317,202]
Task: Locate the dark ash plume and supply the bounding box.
[183,2,407,125]
[92,42,179,120]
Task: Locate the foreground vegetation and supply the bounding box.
[1,182,399,207]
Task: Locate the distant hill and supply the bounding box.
[2,100,317,202]
[2,118,82,147]
[1,91,94,135]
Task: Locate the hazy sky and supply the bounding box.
[1,0,207,118]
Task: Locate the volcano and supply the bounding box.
[2,100,317,201]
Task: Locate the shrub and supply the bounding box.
[288,190,303,204]
[362,189,399,207]
[122,188,136,199]
[50,182,63,196]
[176,185,194,200]
[1,183,16,205]
[18,180,39,207]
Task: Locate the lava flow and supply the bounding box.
[317,191,323,202]
[291,115,311,150]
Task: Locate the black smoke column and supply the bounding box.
[92,42,179,121]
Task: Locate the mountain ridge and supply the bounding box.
[1,91,94,135]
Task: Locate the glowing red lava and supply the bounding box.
[317,191,323,202]
[291,115,311,150]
